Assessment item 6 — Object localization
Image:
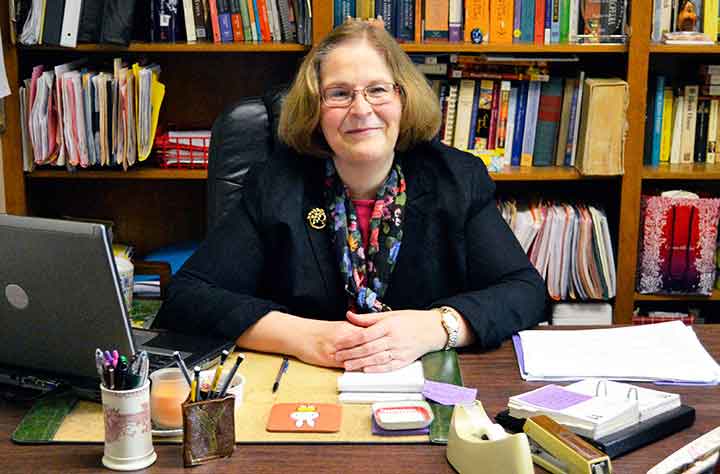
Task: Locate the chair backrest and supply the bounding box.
[207,88,287,229]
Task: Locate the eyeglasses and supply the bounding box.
[321,82,400,108]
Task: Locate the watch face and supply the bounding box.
[443,312,460,330]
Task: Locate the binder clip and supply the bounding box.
[446,401,534,474]
[523,415,613,474]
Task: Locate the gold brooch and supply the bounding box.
[307,208,327,230]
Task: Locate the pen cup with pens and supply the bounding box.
[96,349,157,471]
[181,350,245,467]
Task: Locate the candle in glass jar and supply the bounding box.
[149,368,190,429]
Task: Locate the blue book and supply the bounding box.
[252,0,263,42]
[564,80,580,166]
[375,0,394,35]
[217,0,234,43]
[511,81,530,166]
[651,75,665,166]
[513,0,523,43]
[545,0,552,43]
[551,0,561,43]
[533,77,563,166]
[520,0,535,42]
[395,0,414,41]
[468,81,481,149]
[521,81,542,165]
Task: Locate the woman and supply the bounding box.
[154,20,547,373]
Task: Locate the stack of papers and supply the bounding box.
[515,321,720,384]
[337,361,425,404]
[551,302,613,325]
[508,384,639,439]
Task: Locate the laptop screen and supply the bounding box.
[0,215,135,381]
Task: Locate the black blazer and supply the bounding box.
[154,140,547,349]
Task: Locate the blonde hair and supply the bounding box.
[278,21,442,158]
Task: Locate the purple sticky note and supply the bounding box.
[422,380,477,406]
[517,385,592,411]
[371,417,430,436]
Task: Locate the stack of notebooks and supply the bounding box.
[498,379,695,458]
[337,361,426,404]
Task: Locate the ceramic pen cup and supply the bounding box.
[149,368,191,430]
[181,394,235,467]
[100,380,157,471]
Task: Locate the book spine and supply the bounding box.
[496,80,512,150]
[452,79,476,150]
[532,77,563,166]
[568,71,585,166]
[555,78,575,165]
[488,80,501,150]
[207,0,222,41]
[424,0,449,40]
[464,0,490,43]
[475,79,494,150]
[217,0,235,42]
[559,0,569,42]
[521,81,541,165]
[257,0,272,41]
[551,0,560,43]
[520,0,535,42]
[396,0,414,41]
[277,0,295,40]
[680,85,698,164]
[534,0,545,45]
[229,0,244,40]
[511,81,529,165]
[660,87,674,162]
[513,0,523,43]
[183,0,198,41]
[504,86,518,166]
[442,83,459,145]
[708,99,719,164]
[544,0,551,44]
[467,81,481,149]
[669,95,684,164]
[694,99,709,162]
[238,0,253,39]
[252,0,263,41]
[651,75,665,166]
[192,0,209,40]
[448,0,462,41]
[490,0,514,44]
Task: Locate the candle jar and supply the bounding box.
[149,368,190,429]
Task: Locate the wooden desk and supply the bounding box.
[1,325,718,473]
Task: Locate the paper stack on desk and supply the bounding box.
[514,321,720,385]
[337,361,425,404]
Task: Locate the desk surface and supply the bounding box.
[1,325,719,474]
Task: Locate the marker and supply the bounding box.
[117,356,129,390]
[217,354,245,398]
[108,367,115,390]
[112,350,119,368]
[95,349,107,386]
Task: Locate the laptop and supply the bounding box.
[0,214,233,399]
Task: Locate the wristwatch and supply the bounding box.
[437,306,460,351]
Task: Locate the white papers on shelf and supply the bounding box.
[517,321,720,384]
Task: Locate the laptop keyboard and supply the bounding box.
[147,353,175,371]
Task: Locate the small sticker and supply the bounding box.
[513,29,522,38]
[470,28,484,44]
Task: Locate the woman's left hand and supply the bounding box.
[333,310,447,372]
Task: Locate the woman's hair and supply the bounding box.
[278,21,442,158]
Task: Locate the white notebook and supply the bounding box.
[337,361,425,393]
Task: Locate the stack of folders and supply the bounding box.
[19,58,165,173]
[497,200,616,302]
[508,380,681,440]
[337,361,425,404]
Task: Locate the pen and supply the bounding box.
[193,366,202,402]
[172,351,193,386]
[272,357,289,394]
[95,349,107,386]
[209,350,230,398]
[108,366,115,390]
[217,354,245,398]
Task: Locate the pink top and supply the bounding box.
[352,199,375,250]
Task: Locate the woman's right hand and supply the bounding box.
[293,319,365,368]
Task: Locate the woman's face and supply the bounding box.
[319,40,402,167]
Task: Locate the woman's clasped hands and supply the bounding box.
[331,309,447,373]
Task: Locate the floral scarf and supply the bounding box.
[325,159,407,313]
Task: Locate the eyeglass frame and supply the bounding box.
[320,82,402,108]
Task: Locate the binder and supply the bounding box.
[59,0,82,47]
[495,404,696,459]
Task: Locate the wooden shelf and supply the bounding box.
[401,43,627,54]
[635,291,720,301]
[18,42,308,53]
[650,43,720,54]
[490,166,608,181]
[642,163,720,180]
[26,168,208,180]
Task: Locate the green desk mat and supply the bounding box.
[12,351,461,445]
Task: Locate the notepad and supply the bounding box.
[337,361,425,394]
[508,384,640,439]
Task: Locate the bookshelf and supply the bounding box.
[2,0,717,323]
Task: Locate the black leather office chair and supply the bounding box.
[206,87,288,230]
